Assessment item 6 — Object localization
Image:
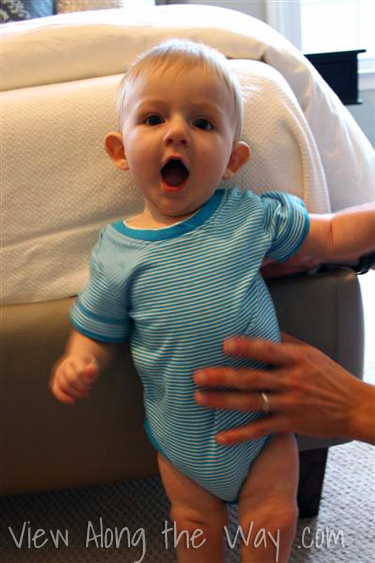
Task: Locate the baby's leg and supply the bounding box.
[238,433,299,563]
[158,452,228,563]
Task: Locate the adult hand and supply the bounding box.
[194,334,375,445]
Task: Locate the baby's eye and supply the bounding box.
[144,115,163,126]
[193,118,213,131]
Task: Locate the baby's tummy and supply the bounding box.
[132,277,279,442]
[132,275,280,395]
[134,273,279,352]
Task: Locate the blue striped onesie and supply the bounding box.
[71,187,310,502]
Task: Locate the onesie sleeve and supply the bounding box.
[260,191,310,262]
[70,228,130,342]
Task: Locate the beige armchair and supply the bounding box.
[1,267,364,518]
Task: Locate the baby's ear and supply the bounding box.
[223,141,251,179]
[104,132,129,170]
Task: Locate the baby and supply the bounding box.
[50,40,375,563]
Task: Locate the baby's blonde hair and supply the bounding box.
[117,39,244,140]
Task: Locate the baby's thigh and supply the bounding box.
[238,433,299,513]
[157,453,227,530]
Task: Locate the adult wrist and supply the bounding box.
[348,381,375,445]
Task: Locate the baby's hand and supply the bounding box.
[49,354,99,405]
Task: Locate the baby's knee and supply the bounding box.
[240,496,298,537]
[239,500,298,563]
[170,504,227,541]
[271,501,298,536]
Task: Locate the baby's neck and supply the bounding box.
[125,214,165,229]
[126,209,198,230]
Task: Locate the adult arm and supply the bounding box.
[194,334,375,445]
[299,202,375,262]
[261,201,375,279]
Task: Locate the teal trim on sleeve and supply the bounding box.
[71,320,126,343]
[280,204,310,262]
[74,300,125,325]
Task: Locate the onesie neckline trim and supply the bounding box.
[112,189,225,241]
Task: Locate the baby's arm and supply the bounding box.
[50,329,118,405]
[298,202,375,262]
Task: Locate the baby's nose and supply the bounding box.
[164,117,189,145]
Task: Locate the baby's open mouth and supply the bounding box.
[161,159,189,187]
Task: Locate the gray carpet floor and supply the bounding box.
[1,273,374,562]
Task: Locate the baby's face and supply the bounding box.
[118,65,241,223]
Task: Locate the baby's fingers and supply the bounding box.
[50,381,76,405]
[81,361,99,386]
[50,359,94,403]
[64,358,98,391]
[49,370,76,404]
